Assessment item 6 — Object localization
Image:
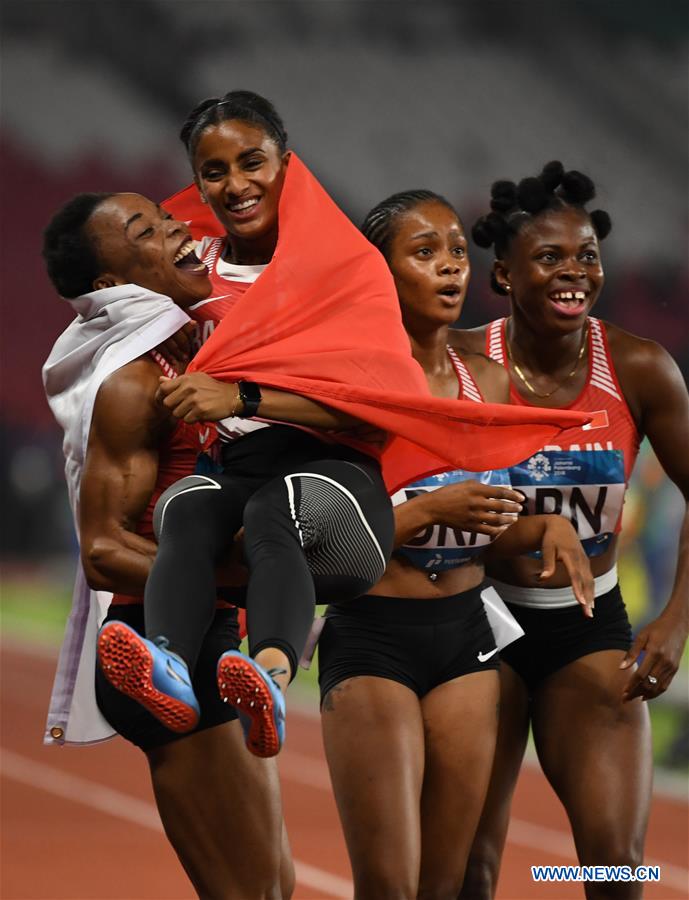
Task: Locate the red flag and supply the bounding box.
[164,183,224,240]
[164,155,589,493]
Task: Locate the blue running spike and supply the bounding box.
[97,621,199,733]
[216,650,285,757]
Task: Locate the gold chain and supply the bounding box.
[506,321,589,400]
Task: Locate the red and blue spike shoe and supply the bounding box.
[216,650,286,757]
[97,621,199,733]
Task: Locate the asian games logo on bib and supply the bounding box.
[527,453,551,482]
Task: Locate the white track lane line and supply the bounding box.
[4,639,688,892]
[1,747,353,900]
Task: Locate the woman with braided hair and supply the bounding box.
[318,189,594,898]
[453,162,689,899]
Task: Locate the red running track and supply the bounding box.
[2,638,687,899]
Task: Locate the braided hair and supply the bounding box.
[471,161,612,295]
[42,192,115,298]
[180,90,288,163]
[361,189,456,260]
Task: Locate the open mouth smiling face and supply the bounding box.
[88,194,211,307]
[503,208,604,330]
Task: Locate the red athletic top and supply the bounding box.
[486,317,640,556]
[186,237,254,352]
[110,352,218,605]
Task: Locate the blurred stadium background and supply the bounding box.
[1,1,687,896]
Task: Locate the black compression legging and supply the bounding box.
[144,428,393,678]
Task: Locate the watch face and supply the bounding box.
[238,381,262,416]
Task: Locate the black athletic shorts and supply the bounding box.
[95,603,241,752]
[318,584,500,703]
[499,583,632,692]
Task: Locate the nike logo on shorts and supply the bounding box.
[477,648,499,663]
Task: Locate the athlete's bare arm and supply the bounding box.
[157,372,365,430]
[393,342,520,544]
[608,324,689,700]
[393,483,525,547]
[79,359,168,594]
[485,514,595,615]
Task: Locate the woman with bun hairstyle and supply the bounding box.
[453,162,689,898]
[318,190,594,898]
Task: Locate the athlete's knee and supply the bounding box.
[352,866,418,900]
[581,831,645,871]
[418,872,467,900]
[459,848,499,900]
[153,475,223,540]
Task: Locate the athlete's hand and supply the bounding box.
[157,373,238,423]
[620,611,688,702]
[424,481,525,536]
[154,323,196,374]
[538,517,595,618]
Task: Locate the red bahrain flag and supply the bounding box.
[164,155,588,493]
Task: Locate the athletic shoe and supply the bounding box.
[97,621,199,733]
[216,650,286,757]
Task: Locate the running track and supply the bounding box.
[2,638,687,900]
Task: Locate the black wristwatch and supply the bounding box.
[237,381,262,418]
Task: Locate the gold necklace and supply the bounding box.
[507,321,589,400]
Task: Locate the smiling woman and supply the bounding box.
[182,90,289,267]
[452,162,689,900]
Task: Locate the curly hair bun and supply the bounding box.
[490,180,517,213]
[540,160,565,192]
[561,170,596,205]
[590,208,612,239]
[516,176,548,213]
[471,212,503,248]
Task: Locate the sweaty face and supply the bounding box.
[387,201,470,330]
[498,207,604,334]
[193,120,288,252]
[87,194,211,307]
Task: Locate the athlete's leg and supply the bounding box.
[321,677,425,899]
[279,822,295,900]
[460,663,531,899]
[417,670,499,899]
[147,721,288,900]
[243,459,393,683]
[531,650,652,900]
[145,473,255,669]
